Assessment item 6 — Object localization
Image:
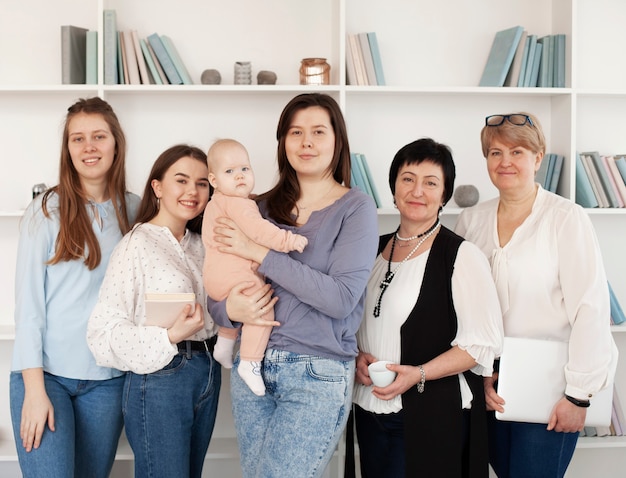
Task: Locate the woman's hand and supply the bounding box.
[484,374,505,412]
[167,303,205,344]
[214,216,269,264]
[20,369,55,452]
[370,363,421,401]
[226,282,280,326]
[547,397,587,433]
[355,351,376,386]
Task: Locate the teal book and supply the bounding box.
[575,153,599,208]
[353,153,374,199]
[140,38,162,85]
[529,42,543,87]
[544,153,556,189]
[609,281,626,325]
[522,35,538,87]
[505,30,527,87]
[554,34,566,87]
[537,35,553,87]
[535,152,552,188]
[350,153,368,194]
[116,32,125,84]
[614,154,626,184]
[583,151,620,207]
[103,9,118,84]
[479,25,524,87]
[548,154,564,193]
[85,30,97,84]
[516,35,531,87]
[358,154,382,207]
[367,32,386,86]
[161,35,193,84]
[147,33,182,85]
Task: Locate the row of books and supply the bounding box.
[350,153,382,207]
[479,25,565,88]
[580,386,626,438]
[346,32,385,86]
[609,281,626,325]
[576,151,626,208]
[536,153,565,193]
[104,10,192,85]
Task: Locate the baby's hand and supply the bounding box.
[294,235,308,253]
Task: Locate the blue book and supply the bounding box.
[554,34,566,87]
[583,151,620,208]
[608,281,626,325]
[350,153,368,194]
[479,26,524,87]
[575,153,599,208]
[103,9,118,84]
[161,35,193,85]
[549,154,564,193]
[535,153,552,188]
[367,32,386,86]
[353,153,374,199]
[358,154,382,207]
[516,36,531,87]
[522,35,538,87]
[537,35,552,87]
[614,155,626,183]
[147,33,182,85]
[529,42,543,87]
[139,38,162,85]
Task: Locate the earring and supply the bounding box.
[156,197,160,209]
[438,205,443,216]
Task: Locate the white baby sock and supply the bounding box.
[238,360,266,396]
[212,336,235,369]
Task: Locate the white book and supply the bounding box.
[144,293,195,328]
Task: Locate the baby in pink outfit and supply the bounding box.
[202,139,307,395]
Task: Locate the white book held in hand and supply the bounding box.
[144,293,196,328]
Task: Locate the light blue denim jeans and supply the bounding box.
[231,348,355,478]
[10,371,124,478]
[123,348,221,478]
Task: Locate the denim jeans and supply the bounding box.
[10,371,124,478]
[487,413,578,478]
[354,404,405,478]
[231,348,354,478]
[123,348,221,478]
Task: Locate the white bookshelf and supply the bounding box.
[1,0,626,476]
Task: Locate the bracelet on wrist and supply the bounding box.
[565,394,590,408]
[417,365,426,394]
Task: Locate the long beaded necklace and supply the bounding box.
[373,219,441,317]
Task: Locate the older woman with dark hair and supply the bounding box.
[353,138,503,478]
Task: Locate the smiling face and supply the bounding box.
[208,140,255,199]
[284,106,336,180]
[67,112,116,185]
[486,138,543,194]
[151,155,210,230]
[394,160,445,226]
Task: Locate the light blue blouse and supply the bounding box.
[12,191,140,379]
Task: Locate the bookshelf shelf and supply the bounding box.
[1,0,625,476]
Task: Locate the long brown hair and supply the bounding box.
[43,97,132,270]
[257,93,351,226]
[135,144,211,234]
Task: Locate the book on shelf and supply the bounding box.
[515,34,531,87]
[103,9,118,84]
[583,151,621,208]
[614,154,626,184]
[358,32,377,86]
[608,281,626,325]
[116,31,125,84]
[535,153,552,189]
[528,42,543,87]
[160,35,193,84]
[575,153,599,208]
[605,155,626,205]
[85,30,98,85]
[479,25,524,87]
[537,35,552,88]
[131,30,152,84]
[581,153,610,207]
[350,153,369,195]
[140,39,162,85]
[521,34,538,87]
[144,292,195,328]
[347,34,367,86]
[544,153,556,190]
[504,30,528,87]
[119,32,130,84]
[613,386,626,435]
[548,154,564,193]
[367,32,386,86]
[147,33,183,85]
[61,25,88,84]
[121,31,141,85]
[345,35,358,86]
[145,40,169,84]
[554,33,566,87]
[350,153,382,207]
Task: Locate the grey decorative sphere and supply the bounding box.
[454,184,480,208]
[257,70,277,85]
[201,69,221,85]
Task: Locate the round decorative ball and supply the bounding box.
[201,69,221,85]
[257,70,277,85]
[454,184,480,208]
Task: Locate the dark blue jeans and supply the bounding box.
[354,404,405,478]
[488,413,578,478]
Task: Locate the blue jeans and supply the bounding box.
[354,404,405,478]
[231,348,354,478]
[9,371,124,478]
[123,348,221,478]
[488,413,578,478]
